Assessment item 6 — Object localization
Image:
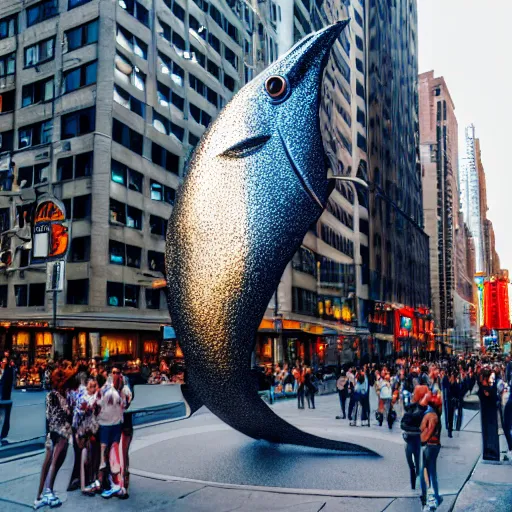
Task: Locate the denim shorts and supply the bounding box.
[99,424,122,445]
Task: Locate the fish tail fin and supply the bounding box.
[181,383,203,418]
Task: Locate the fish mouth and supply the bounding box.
[219,135,271,159]
[278,126,324,210]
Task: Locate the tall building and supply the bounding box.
[460,124,485,273]
[254,0,371,367]
[418,71,460,346]
[0,0,279,378]
[366,0,431,357]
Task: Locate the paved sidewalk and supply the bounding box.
[0,391,488,511]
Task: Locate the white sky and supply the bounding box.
[418,0,512,270]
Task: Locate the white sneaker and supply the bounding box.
[356,420,361,427]
[33,496,50,509]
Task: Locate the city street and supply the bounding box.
[1,389,510,511]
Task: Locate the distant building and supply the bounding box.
[419,71,458,340]
[460,125,486,273]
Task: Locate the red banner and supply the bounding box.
[484,279,511,330]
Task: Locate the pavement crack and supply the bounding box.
[316,502,327,512]
[177,484,206,500]
[0,496,32,509]
[381,498,396,511]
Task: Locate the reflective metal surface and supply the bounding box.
[166,22,376,455]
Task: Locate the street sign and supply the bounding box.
[46,260,65,292]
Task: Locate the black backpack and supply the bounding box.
[400,403,426,434]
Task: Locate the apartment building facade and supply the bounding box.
[0,0,282,374]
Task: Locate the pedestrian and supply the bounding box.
[379,373,393,428]
[119,373,134,499]
[34,368,76,509]
[296,366,305,409]
[478,367,500,461]
[75,377,101,495]
[401,385,429,491]
[347,366,356,421]
[335,370,349,419]
[304,368,317,409]
[503,387,512,462]
[420,392,443,510]
[0,356,14,444]
[96,367,132,498]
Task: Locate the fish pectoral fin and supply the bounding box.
[218,135,271,159]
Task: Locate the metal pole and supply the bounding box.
[53,289,57,329]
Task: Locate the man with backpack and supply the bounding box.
[401,385,429,491]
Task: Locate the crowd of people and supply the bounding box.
[331,354,511,511]
[33,359,136,509]
[3,346,512,511]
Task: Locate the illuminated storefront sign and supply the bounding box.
[484,278,511,330]
[32,197,69,262]
[475,275,485,327]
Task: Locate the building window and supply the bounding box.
[355,35,364,51]
[152,112,184,141]
[69,236,90,262]
[189,104,212,127]
[109,240,141,268]
[157,52,184,86]
[114,52,146,91]
[19,248,30,267]
[67,279,89,305]
[157,82,184,111]
[15,285,27,307]
[17,283,46,307]
[63,194,92,220]
[149,214,166,237]
[116,24,147,59]
[356,58,364,73]
[24,37,55,68]
[150,180,175,205]
[113,85,145,117]
[292,287,317,317]
[356,80,365,100]
[224,46,238,69]
[207,60,220,80]
[320,224,354,257]
[110,199,143,230]
[57,152,93,181]
[0,52,15,77]
[0,13,17,40]
[0,285,7,308]
[292,247,316,277]
[66,19,99,53]
[171,1,185,21]
[326,200,354,229]
[27,0,58,28]
[118,0,149,27]
[68,0,93,8]
[112,119,143,155]
[208,33,220,53]
[356,107,366,128]
[107,282,140,308]
[145,288,161,309]
[0,130,13,153]
[151,143,179,173]
[0,90,15,113]
[17,163,49,188]
[224,74,235,92]
[18,120,52,149]
[62,61,97,94]
[61,107,96,139]
[22,77,54,107]
[189,132,200,147]
[357,132,367,152]
[111,160,144,193]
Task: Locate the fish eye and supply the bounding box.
[265,75,289,101]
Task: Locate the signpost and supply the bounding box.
[47,260,65,329]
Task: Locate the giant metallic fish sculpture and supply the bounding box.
[166,21,376,455]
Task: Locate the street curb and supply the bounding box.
[0,437,45,461]
[130,467,459,499]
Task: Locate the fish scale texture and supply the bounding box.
[166,22,376,455]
